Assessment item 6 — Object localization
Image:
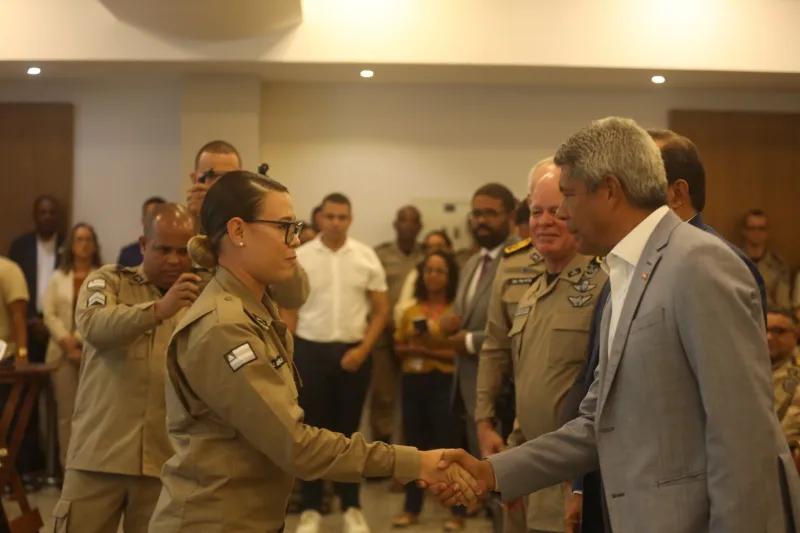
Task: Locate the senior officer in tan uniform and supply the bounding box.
[149,171,481,533]
[505,172,606,533]
[185,139,309,311]
[52,204,200,533]
[475,158,552,533]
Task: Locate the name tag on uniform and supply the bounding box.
[271,355,286,370]
[87,279,106,290]
[508,277,534,286]
[515,306,531,317]
[408,358,425,372]
[225,343,257,372]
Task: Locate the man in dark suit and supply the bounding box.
[116,196,166,267]
[443,183,519,460]
[7,195,64,485]
[558,128,768,533]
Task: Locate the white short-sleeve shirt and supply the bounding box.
[295,237,388,344]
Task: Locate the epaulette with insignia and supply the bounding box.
[504,238,532,258]
[115,264,137,274]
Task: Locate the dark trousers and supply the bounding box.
[294,337,373,512]
[401,371,466,518]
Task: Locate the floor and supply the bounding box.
[3,480,495,533]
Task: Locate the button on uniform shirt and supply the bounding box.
[602,205,670,354]
[295,237,388,344]
[36,236,57,313]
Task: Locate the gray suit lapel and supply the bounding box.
[461,237,517,324]
[458,254,480,318]
[597,211,682,415]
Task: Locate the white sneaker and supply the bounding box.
[296,510,322,533]
[343,508,371,533]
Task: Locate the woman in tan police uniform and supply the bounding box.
[148,171,480,533]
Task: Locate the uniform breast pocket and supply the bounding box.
[548,312,592,368]
[508,313,528,361]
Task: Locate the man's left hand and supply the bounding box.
[451,330,469,355]
[341,346,368,372]
[419,448,494,507]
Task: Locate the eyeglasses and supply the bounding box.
[249,219,304,245]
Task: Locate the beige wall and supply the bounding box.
[260,82,800,246]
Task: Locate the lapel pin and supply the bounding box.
[642,272,649,280]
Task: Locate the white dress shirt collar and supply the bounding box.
[603,205,671,272]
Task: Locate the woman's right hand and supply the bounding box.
[59,335,79,352]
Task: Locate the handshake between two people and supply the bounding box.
[417,449,496,507]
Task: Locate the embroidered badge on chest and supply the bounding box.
[515,306,531,317]
[132,274,146,285]
[87,279,106,290]
[225,343,257,372]
[572,280,597,293]
[253,315,268,329]
[585,263,600,278]
[272,355,286,370]
[87,292,106,307]
[567,267,582,278]
[568,295,592,308]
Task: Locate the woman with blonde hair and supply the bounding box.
[43,222,102,467]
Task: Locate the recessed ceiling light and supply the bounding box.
[27,67,41,76]
[651,75,666,84]
[360,70,374,79]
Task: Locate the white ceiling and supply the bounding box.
[1,61,800,91]
[98,0,303,41]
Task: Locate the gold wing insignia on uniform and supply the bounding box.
[503,238,532,257]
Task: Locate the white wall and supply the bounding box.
[0,79,182,263]
[3,0,800,75]
[260,82,800,246]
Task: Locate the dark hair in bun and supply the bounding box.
[189,171,289,267]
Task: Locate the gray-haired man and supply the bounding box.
[429,117,800,533]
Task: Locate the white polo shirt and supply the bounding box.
[295,236,388,344]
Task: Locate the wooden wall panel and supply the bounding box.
[669,110,800,269]
[0,103,74,255]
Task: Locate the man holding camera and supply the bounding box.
[53,204,202,533]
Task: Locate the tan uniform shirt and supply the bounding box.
[150,266,420,533]
[268,263,310,309]
[475,239,545,422]
[0,256,29,350]
[68,265,195,477]
[773,356,800,443]
[374,241,424,314]
[508,253,607,532]
[754,251,791,309]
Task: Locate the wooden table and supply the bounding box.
[0,362,57,533]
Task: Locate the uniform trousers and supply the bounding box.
[401,371,465,517]
[369,329,400,442]
[54,469,162,533]
[50,358,80,468]
[294,337,373,512]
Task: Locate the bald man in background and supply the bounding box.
[53,204,201,533]
[185,140,309,312]
[371,206,424,446]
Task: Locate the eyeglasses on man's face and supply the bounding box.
[249,219,304,245]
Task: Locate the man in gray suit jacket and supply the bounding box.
[428,117,800,532]
[444,183,519,458]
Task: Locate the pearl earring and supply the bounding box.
[239,242,245,247]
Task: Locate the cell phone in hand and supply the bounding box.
[413,318,429,336]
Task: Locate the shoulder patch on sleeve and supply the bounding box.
[87,292,106,307]
[504,238,532,257]
[87,279,106,290]
[225,343,257,372]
